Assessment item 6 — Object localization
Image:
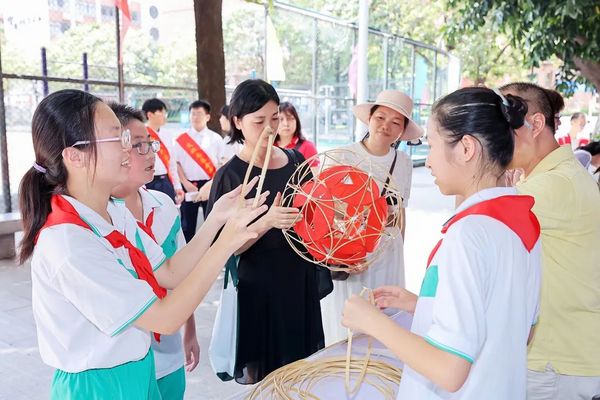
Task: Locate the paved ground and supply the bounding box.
[0,166,454,400]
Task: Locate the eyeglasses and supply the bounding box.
[71,129,132,150]
[132,140,160,155]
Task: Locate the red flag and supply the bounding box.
[114,0,131,63]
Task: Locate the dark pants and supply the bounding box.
[145,174,176,202]
[181,179,209,243]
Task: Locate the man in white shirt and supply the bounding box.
[142,98,184,204]
[174,99,225,242]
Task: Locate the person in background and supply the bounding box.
[174,99,225,242]
[219,104,243,164]
[195,104,244,203]
[558,112,589,149]
[320,89,419,345]
[501,82,600,400]
[275,102,320,173]
[142,98,184,204]
[577,141,600,183]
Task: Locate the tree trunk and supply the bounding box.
[572,57,600,136]
[573,57,600,93]
[194,0,226,133]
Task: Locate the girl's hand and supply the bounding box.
[342,294,382,335]
[373,285,418,314]
[183,333,200,372]
[258,192,302,230]
[216,202,268,252]
[208,176,269,225]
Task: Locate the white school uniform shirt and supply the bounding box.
[397,187,541,400]
[138,188,187,379]
[148,126,182,191]
[31,195,167,373]
[174,126,224,181]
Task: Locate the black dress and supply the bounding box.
[206,149,325,384]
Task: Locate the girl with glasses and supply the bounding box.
[19,89,267,399]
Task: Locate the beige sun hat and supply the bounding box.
[352,90,423,141]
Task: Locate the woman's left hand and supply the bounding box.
[209,176,269,225]
[342,294,382,335]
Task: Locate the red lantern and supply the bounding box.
[293,166,388,266]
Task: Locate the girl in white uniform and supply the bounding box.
[19,89,267,399]
[320,90,422,345]
[110,103,199,400]
[342,87,542,399]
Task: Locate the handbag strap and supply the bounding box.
[283,147,301,167]
[224,255,239,289]
[360,140,398,197]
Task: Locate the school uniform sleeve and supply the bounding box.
[153,190,187,256]
[424,217,488,364]
[48,229,157,337]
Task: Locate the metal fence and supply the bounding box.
[0,1,458,212]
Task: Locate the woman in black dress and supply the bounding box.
[206,79,325,384]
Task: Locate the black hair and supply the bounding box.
[141,98,167,120]
[189,99,211,113]
[220,104,229,117]
[499,82,564,133]
[578,141,600,175]
[19,89,102,264]
[108,102,145,126]
[432,86,528,172]
[571,112,585,122]
[578,141,600,156]
[228,79,280,144]
[276,101,306,144]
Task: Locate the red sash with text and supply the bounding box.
[146,127,174,184]
[176,133,217,178]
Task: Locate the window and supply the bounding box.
[150,27,159,41]
[101,5,115,21]
[131,11,140,23]
[76,1,95,17]
[48,0,69,10]
[149,5,159,19]
[49,21,70,37]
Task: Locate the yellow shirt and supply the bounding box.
[517,146,600,375]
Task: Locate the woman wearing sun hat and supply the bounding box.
[320,89,423,345]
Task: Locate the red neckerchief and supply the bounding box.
[37,195,166,341]
[136,210,156,242]
[427,195,540,268]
